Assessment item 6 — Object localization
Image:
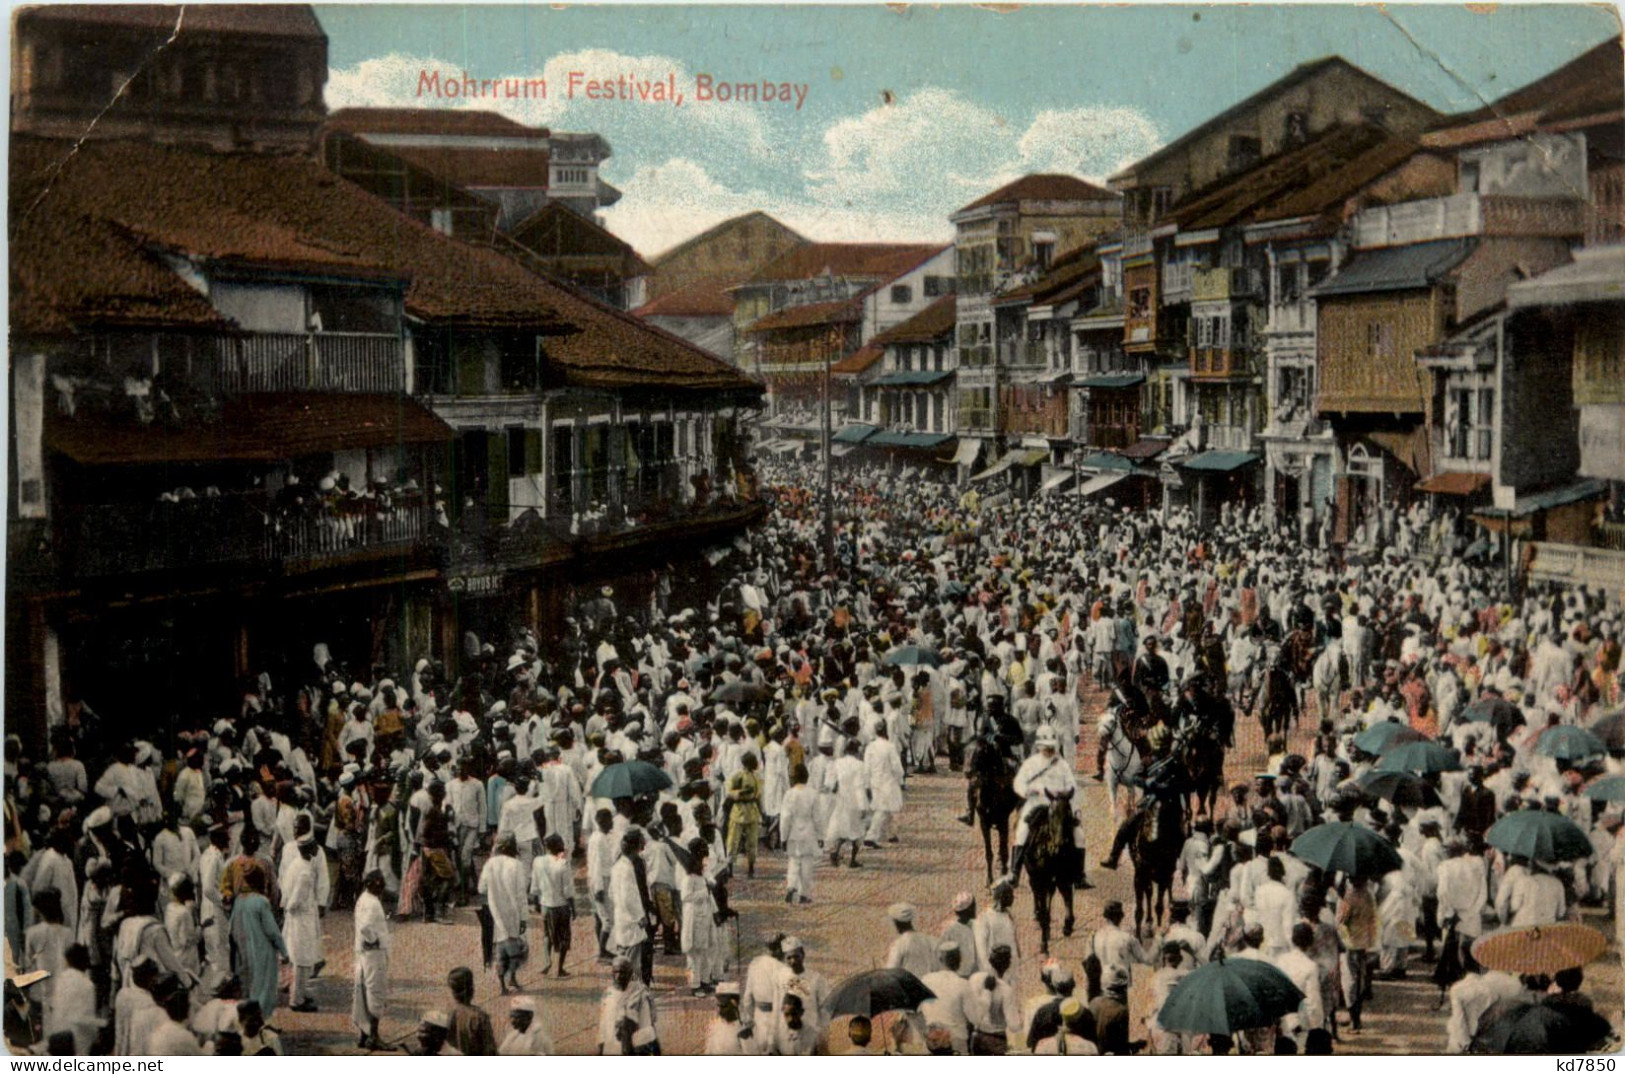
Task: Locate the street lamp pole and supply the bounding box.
[822,346,835,573]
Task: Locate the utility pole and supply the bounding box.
[822,340,836,574]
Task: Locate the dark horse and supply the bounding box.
[1025,797,1081,955]
[1128,792,1185,937]
[1257,660,1300,742]
[1175,725,1225,818]
[966,737,1019,885]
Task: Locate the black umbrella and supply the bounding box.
[1462,697,1523,736]
[712,680,772,706]
[1587,708,1625,750]
[1470,999,1614,1054]
[1355,768,1441,809]
[827,968,935,1018]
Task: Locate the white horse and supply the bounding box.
[1097,710,1145,824]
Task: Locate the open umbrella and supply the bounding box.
[1290,822,1403,879]
[827,968,935,1018]
[1155,954,1304,1035]
[1374,740,1463,775]
[883,645,943,668]
[1582,774,1625,803]
[942,580,971,601]
[1485,809,1592,862]
[712,680,772,706]
[1355,769,1441,809]
[589,760,673,800]
[1352,722,1427,756]
[1470,999,1614,1055]
[1462,697,1524,735]
[1586,708,1625,750]
[1534,725,1607,765]
[1472,923,1610,976]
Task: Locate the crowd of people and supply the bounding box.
[3,456,1621,1055]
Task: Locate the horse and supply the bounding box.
[1097,711,1145,824]
[965,736,1019,886]
[1128,792,1186,938]
[1173,723,1225,818]
[1257,661,1300,741]
[1024,798,1081,955]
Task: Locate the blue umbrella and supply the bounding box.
[1486,809,1592,863]
[1583,775,1625,803]
[589,760,673,800]
[1352,721,1426,756]
[1533,725,1606,764]
[884,645,943,668]
[1155,954,1304,1035]
[1375,740,1463,775]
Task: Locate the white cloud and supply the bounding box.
[1015,106,1165,183]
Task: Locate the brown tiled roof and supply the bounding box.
[745,300,861,334]
[44,393,455,465]
[1425,38,1623,146]
[633,276,741,318]
[870,295,957,346]
[746,243,946,285]
[504,202,651,276]
[18,4,325,39]
[10,136,572,333]
[958,173,1118,213]
[539,283,760,392]
[996,250,1101,306]
[831,344,884,375]
[383,144,551,190]
[325,108,541,138]
[648,211,805,266]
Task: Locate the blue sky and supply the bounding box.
[316,4,1620,255]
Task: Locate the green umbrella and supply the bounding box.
[589,760,673,800]
[1583,775,1625,803]
[1485,809,1593,863]
[1290,821,1403,879]
[1352,722,1426,756]
[1155,954,1304,1035]
[1533,725,1606,764]
[883,645,943,668]
[1374,740,1463,775]
[1463,697,1523,735]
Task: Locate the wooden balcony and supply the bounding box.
[1087,421,1139,450]
[214,332,405,394]
[1193,266,1260,302]
[1189,346,1251,380]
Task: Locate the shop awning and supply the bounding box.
[43,393,455,465]
[830,443,856,457]
[1041,471,1077,494]
[832,423,878,444]
[1077,452,1137,472]
[762,439,803,455]
[1476,478,1609,523]
[1037,370,1075,385]
[868,431,954,449]
[1079,471,1129,498]
[1121,437,1172,461]
[1180,450,1260,473]
[1416,471,1492,495]
[972,447,1046,482]
[1076,373,1146,390]
[952,439,984,467]
[871,370,954,387]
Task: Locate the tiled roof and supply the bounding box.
[505,202,650,276]
[648,211,806,266]
[870,295,957,346]
[1311,239,1476,298]
[958,173,1118,213]
[746,299,861,333]
[746,243,946,285]
[831,345,884,375]
[1428,38,1623,141]
[1250,135,1437,226]
[382,144,551,191]
[11,137,758,394]
[633,276,742,318]
[19,4,325,39]
[325,108,542,138]
[996,250,1101,306]
[1171,125,1405,232]
[10,136,572,333]
[44,393,455,465]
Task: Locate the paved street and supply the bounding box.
[273,680,1624,1054]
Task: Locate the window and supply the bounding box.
[891,284,912,305]
[1128,287,1152,320]
[498,334,542,391]
[1151,187,1173,220]
[1306,258,1331,290]
[1283,111,1309,147]
[1227,136,1261,172]
[1446,384,1495,460]
[430,208,454,236]
[923,275,954,297]
[1034,240,1055,271]
[1196,317,1213,347]
[1366,322,1393,359]
[1275,263,1302,304]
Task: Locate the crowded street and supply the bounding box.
[8,457,1623,1055]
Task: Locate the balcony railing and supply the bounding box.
[1597,520,1625,552]
[1190,347,1251,379]
[958,408,997,432]
[213,332,405,393]
[1088,422,1139,450]
[57,493,439,579]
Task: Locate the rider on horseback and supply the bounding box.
[1003,726,1085,886]
[1100,743,1187,871]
